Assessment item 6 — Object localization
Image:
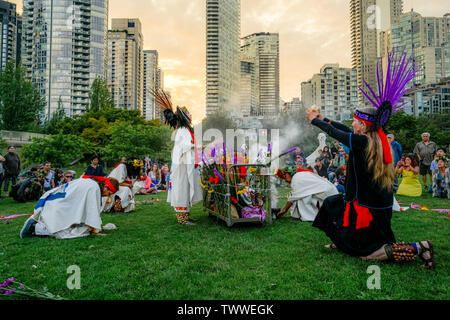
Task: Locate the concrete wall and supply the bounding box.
[0,130,49,147]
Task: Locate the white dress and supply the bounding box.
[288,171,338,221]
[167,127,203,209]
[33,179,103,239]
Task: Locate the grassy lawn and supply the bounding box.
[0,186,448,300]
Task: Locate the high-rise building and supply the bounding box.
[154,67,167,123]
[206,0,241,116]
[15,13,21,65]
[0,0,18,71]
[283,97,303,114]
[143,50,158,121]
[402,77,450,116]
[301,64,358,121]
[240,60,256,117]
[387,11,450,86]
[240,32,280,118]
[350,0,403,102]
[107,18,144,112]
[22,0,109,118]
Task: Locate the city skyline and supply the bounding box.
[9,0,449,122]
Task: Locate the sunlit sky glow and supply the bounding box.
[10,0,449,121]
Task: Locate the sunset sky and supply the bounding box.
[10,0,449,122]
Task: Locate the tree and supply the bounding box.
[21,133,94,168]
[103,122,173,164]
[87,77,114,112]
[43,96,67,134]
[0,62,45,131]
[201,111,237,138]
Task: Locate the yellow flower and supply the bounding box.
[249,167,257,172]
[237,188,247,195]
[208,190,214,194]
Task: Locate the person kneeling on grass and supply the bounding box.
[20,176,119,239]
[102,159,136,213]
[275,166,338,221]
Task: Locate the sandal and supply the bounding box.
[418,241,435,269]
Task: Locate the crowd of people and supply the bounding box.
[288,133,450,200]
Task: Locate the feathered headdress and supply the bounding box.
[357,50,418,164]
[150,88,192,130]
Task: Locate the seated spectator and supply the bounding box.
[313,158,328,179]
[432,157,449,199]
[430,148,447,175]
[11,170,45,203]
[20,176,120,239]
[148,164,161,190]
[63,171,74,184]
[320,146,332,169]
[54,169,65,187]
[84,156,106,177]
[328,147,347,181]
[333,166,346,194]
[330,140,341,159]
[159,164,170,191]
[17,167,39,184]
[396,155,422,197]
[41,162,55,192]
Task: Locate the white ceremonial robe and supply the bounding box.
[167,127,203,208]
[102,186,135,213]
[132,180,146,195]
[33,179,103,239]
[288,171,339,221]
[108,164,128,184]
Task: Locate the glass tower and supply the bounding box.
[22,0,109,118]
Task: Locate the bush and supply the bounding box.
[21,133,94,168]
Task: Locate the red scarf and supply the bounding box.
[82,175,118,193]
[188,128,199,168]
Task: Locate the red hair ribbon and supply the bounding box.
[377,127,392,164]
[353,115,392,164]
[296,168,313,173]
[343,200,373,230]
[82,175,118,193]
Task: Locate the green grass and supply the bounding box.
[0,188,449,300]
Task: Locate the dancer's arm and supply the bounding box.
[311,118,367,151]
[278,201,293,217]
[323,118,353,133]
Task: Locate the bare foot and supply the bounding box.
[324,243,336,249]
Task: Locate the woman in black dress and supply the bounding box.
[307,105,435,269]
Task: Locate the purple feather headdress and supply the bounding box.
[359,50,418,114]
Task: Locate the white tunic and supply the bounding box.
[288,171,338,221]
[167,127,203,208]
[33,179,103,239]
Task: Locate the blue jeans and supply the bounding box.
[336,184,345,194]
